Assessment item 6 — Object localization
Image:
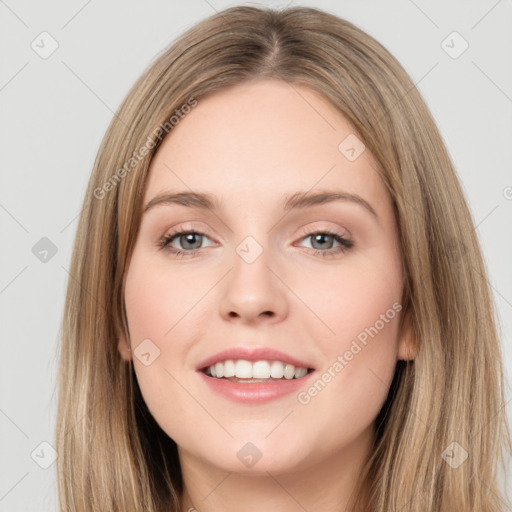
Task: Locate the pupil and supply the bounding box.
[312,234,333,250]
[181,233,202,250]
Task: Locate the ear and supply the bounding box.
[117,332,133,361]
[397,310,416,361]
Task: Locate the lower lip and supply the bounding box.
[198,371,315,403]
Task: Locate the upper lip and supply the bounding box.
[195,346,315,371]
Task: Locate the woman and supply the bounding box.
[57,6,511,511]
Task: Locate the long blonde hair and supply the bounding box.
[57,6,511,511]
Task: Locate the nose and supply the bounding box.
[218,244,289,325]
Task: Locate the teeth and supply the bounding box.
[283,363,295,379]
[235,360,252,379]
[294,367,308,378]
[206,359,309,380]
[223,359,235,378]
[252,361,270,379]
[270,360,284,378]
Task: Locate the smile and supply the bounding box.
[202,359,311,381]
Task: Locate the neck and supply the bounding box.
[178,425,374,512]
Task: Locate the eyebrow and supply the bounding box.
[143,189,378,220]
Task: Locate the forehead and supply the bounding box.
[144,80,386,212]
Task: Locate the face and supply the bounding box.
[119,79,414,476]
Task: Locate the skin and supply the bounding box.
[118,79,415,512]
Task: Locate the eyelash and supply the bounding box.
[158,227,354,259]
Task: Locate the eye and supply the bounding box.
[158,228,215,257]
[157,227,354,259]
[296,229,353,257]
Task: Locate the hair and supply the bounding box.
[56,5,511,512]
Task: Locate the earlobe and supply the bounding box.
[397,312,417,361]
[117,334,133,361]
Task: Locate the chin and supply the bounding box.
[183,436,311,475]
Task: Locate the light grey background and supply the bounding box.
[1,0,511,510]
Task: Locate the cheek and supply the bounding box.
[309,280,401,415]
[124,286,190,443]
[124,253,205,344]
[123,254,211,437]
[307,251,402,350]
[296,251,403,416]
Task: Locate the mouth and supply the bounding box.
[200,359,315,383]
[196,348,316,403]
